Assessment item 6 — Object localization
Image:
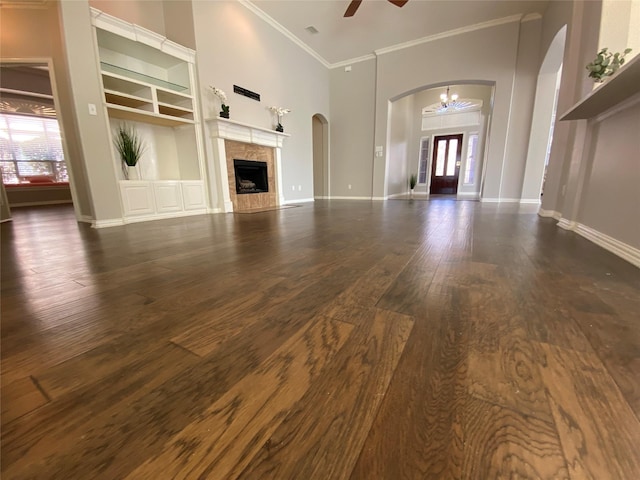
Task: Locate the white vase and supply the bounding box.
[127,165,139,180]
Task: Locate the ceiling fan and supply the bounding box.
[344,0,409,17]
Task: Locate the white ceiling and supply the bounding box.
[248,0,550,66]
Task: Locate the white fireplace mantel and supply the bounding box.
[206,118,290,212]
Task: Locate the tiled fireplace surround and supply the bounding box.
[207,118,289,213]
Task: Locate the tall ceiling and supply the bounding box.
[249,0,550,65]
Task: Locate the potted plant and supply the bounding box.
[210,86,230,118]
[409,173,417,198]
[586,47,632,83]
[268,106,291,132]
[114,124,145,180]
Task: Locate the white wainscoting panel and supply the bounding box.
[120,182,155,216]
[153,182,183,213]
[182,181,207,210]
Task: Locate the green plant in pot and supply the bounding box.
[409,173,417,197]
[114,124,145,180]
[586,47,632,82]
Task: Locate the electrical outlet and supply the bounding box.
[298,185,302,191]
[348,184,352,190]
[88,103,97,116]
[292,185,295,191]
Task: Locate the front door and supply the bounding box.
[430,134,463,194]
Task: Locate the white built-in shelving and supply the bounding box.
[90,8,208,222]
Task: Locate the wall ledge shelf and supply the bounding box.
[559,54,640,121]
[206,117,290,149]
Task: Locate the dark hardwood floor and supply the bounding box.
[2,200,639,479]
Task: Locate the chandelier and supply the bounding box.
[440,86,459,109]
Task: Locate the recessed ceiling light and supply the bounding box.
[305,26,319,34]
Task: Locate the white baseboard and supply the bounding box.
[480,197,520,203]
[331,196,375,200]
[538,208,561,220]
[284,197,314,204]
[519,199,541,205]
[209,207,223,214]
[78,215,93,224]
[548,217,640,267]
[0,218,12,223]
[124,209,208,225]
[92,218,125,228]
[574,223,640,268]
[92,209,208,228]
[371,196,386,201]
[457,192,479,199]
[557,218,577,231]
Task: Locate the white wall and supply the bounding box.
[500,18,541,200]
[521,25,566,202]
[89,0,166,37]
[599,0,639,62]
[191,1,330,205]
[59,0,122,222]
[329,59,376,198]
[386,95,413,196]
[578,101,640,248]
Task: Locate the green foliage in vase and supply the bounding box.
[586,47,632,82]
[114,124,145,167]
[409,173,417,190]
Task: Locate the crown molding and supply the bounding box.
[521,13,543,23]
[374,14,523,58]
[239,0,331,68]
[330,54,377,70]
[235,5,535,70]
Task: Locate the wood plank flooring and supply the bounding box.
[1,200,639,479]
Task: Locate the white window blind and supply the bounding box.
[0,114,67,184]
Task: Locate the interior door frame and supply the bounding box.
[429,133,464,194]
[1,57,81,219]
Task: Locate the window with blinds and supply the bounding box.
[0,114,68,184]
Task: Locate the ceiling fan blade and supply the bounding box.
[388,0,409,6]
[344,0,363,17]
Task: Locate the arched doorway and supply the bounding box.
[521,26,567,202]
[386,82,494,200]
[312,114,329,199]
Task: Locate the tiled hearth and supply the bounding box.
[207,118,289,213]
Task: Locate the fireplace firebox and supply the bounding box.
[233,159,268,194]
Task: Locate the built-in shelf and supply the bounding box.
[560,54,640,121]
[106,104,194,126]
[100,69,194,124]
[91,7,207,223]
[101,62,189,92]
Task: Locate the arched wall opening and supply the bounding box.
[385,81,495,200]
[312,113,329,199]
[521,25,567,202]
